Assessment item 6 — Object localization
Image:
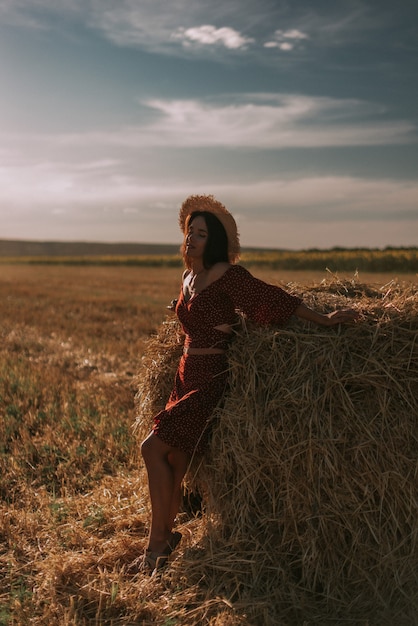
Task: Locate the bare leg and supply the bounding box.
[141,433,190,553]
[167,448,190,529]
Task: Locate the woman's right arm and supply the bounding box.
[295,303,359,326]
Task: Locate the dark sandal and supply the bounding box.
[145,549,169,572]
[165,531,182,555]
[128,532,182,575]
[127,549,167,575]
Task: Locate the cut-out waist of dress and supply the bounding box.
[183,347,226,355]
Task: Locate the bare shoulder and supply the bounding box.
[208,262,232,281]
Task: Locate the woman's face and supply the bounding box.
[185,215,208,260]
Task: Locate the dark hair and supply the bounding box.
[182,211,229,269]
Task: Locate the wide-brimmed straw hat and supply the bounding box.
[178,194,240,263]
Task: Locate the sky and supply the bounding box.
[0,0,417,250]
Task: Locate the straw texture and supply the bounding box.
[134,277,418,625]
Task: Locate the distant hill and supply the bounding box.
[0,240,181,257]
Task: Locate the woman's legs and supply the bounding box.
[141,432,190,553]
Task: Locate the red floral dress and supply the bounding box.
[152,265,302,455]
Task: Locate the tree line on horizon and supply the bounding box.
[0,240,417,273]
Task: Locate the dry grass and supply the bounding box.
[1,265,417,625]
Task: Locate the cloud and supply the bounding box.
[0,0,85,29]
[86,1,382,58]
[172,25,254,49]
[228,177,418,221]
[3,95,412,162]
[264,28,309,51]
[1,156,417,247]
[87,0,260,55]
[143,95,415,148]
[41,94,413,150]
[1,153,417,221]
[0,0,393,64]
[0,159,135,208]
[281,29,309,40]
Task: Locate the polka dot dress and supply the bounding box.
[153,353,228,455]
[152,265,302,455]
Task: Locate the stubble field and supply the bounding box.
[0,263,417,625]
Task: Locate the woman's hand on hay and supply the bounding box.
[323,308,360,325]
[295,304,360,326]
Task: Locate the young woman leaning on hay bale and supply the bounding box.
[130,194,359,575]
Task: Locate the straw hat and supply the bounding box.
[178,194,240,263]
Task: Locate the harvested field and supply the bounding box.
[1,266,417,625]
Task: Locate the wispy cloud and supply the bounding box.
[88,0,382,56]
[143,96,414,148]
[2,151,416,214]
[230,177,418,220]
[35,94,414,150]
[2,146,417,222]
[0,0,84,29]
[86,0,261,54]
[0,0,384,61]
[2,91,415,185]
[0,158,174,234]
[1,156,417,247]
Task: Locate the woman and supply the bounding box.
[134,195,359,574]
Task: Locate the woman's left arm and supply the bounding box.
[295,303,359,327]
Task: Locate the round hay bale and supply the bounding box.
[134,278,418,625]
